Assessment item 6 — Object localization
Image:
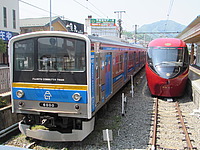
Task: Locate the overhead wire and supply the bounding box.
[73,0,102,17]
[164,0,174,31]
[19,0,60,17]
[86,0,108,18]
[19,0,131,33]
[123,13,137,31]
[19,0,103,19]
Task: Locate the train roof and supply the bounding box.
[9,31,145,49]
[88,35,144,49]
[148,38,186,47]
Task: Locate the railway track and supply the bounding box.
[151,98,197,150]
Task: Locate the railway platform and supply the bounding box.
[188,65,200,111]
[176,15,200,111]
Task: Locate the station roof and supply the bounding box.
[177,15,200,43]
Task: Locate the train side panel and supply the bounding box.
[92,43,146,113]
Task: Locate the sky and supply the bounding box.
[19,0,200,31]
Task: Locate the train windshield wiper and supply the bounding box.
[155,61,182,67]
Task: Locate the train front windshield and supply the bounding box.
[147,47,189,79]
[13,37,87,84]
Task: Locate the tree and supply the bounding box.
[122,31,134,39]
[0,39,6,53]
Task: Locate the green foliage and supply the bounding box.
[122,31,134,39]
[0,39,6,53]
[31,125,49,130]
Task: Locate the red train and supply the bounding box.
[146,38,189,97]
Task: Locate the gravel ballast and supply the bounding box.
[4,69,200,149]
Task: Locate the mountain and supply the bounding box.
[137,20,186,33]
[130,20,186,43]
[123,20,186,44]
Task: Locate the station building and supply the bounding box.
[177,15,200,111]
[0,0,20,65]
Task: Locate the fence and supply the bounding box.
[0,105,22,130]
[0,67,10,94]
[0,67,23,132]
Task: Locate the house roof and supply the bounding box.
[20,16,65,27]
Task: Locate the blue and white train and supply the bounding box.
[9,31,146,141]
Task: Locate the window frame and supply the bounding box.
[3,7,7,28]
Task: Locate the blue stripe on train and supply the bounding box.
[112,65,138,82]
[12,88,87,104]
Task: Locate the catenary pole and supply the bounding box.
[114,11,125,38]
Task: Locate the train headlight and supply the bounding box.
[16,90,24,98]
[166,73,170,76]
[72,93,81,101]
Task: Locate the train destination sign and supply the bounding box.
[32,77,64,82]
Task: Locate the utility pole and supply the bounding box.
[50,0,53,31]
[134,25,138,43]
[114,11,125,38]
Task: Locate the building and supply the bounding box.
[85,16,118,37]
[20,16,68,33]
[0,0,20,65]
[63,20,84,34]
[20,16,84,34]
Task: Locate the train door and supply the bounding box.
[139,51,141,67]
[105,53,112,98]
[124,52,128,81]
[136,51,138,69]
[95,54,100,106]
[133,51,136,72]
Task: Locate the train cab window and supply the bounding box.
[148,47,184,67]
[147,47,188,79]
[183,47,189,67]
[14,39,34,71]
[38,37,86,72]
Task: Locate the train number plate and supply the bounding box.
[39,102,58,108]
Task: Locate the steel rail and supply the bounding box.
[175,102,193,149]
[0,122,19,139]
[151,98,158,150]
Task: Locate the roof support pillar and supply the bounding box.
[190,43,195,64]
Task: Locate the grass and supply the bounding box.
[30,125,49,130]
